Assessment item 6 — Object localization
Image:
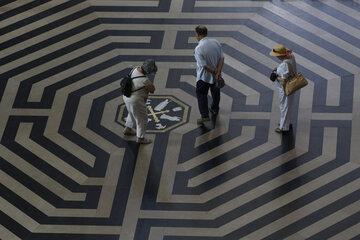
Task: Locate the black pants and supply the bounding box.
[196,80,220,118]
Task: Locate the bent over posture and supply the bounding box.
[123,59,156,144]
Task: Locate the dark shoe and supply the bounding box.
[278,123,292,127]
[197,117,210,125]
[275,127,289,133]
[137,138,152,144]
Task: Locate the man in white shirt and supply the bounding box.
[194,25,225,125]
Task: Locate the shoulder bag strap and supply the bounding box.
[285,59,296,78]
[129,68,147,93]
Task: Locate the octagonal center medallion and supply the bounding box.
[116,95,190,133]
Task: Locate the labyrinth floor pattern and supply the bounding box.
[0,0,360,240]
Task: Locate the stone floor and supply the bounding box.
[0,0,359,239]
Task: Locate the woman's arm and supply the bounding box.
[144,83,155,93]
[276,62,291,81]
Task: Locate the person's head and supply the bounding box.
[269,44,292,60]
[195,25,207,41]
[141,59,157,75]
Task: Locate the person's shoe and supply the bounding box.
[197,117,210,125]
[123,127,136,136]
[278,123,293,128]
[137,138,152,144]
[275,127,289,133]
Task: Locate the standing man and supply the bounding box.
[194,25,225,125]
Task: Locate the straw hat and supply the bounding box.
[269,44,289,57]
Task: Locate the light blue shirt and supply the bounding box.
[194,37,224,84]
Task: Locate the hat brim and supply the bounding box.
[269,50,287,57]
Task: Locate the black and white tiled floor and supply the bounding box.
[0,1,359,239]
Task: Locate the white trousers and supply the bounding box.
[276,81,296,131]
[123,97,147,138]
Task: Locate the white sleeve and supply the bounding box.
[276,62,290,79]
[194,47,207,67]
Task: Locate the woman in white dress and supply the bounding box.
[123,59,156,144]
[270,44,297,133]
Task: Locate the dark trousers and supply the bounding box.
[196,80,220,118]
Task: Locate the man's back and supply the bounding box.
[194,37,223,84]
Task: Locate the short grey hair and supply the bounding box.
[141,59,157,75]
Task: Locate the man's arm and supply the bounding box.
[195,46,223,77]
[215,57,224,80]
[204,65,215,74]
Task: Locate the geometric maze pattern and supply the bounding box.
[0,1,359,239]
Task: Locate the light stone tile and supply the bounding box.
[169,0,184,13]
[28,40,116,101]
[260,3,360,73]
[296,78,314,150]
[178,126,255,172]
[95,11,255,19]
[0,196,39,231]
[0,2,93,47]
[272,1,360,59]
[156,170,358,239]
[323,76,342,106]
[0,169,56,215]
[104,23,244,32]
[0,0,41,28]
[195,1,265,8]
[290,1,360,41]
[157,131,184,202]
[221,169,359,238]
[0,223,22,240]
[327,223,360,240]
[120,139,155,240]
[311,113,353,120]
[42,61,127,167]
[34,225,122,234]
[15,123,88,184]
[351,74,360,164]
[323,0,360,21]
[290,201,360,239]
[148,227,166,240]
[284,233,306,240]
[89,0,159,7]
[230,112,271,119]
[222,73,260,105]
[0,145,86,201]
[162,30,178,49]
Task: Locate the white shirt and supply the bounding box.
[194,37,224,84]
[124,67,152,100]
[276,56,297,80]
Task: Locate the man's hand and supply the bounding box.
[215,72,221,80]
[204,65,214,74]
[215,57,225,80]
